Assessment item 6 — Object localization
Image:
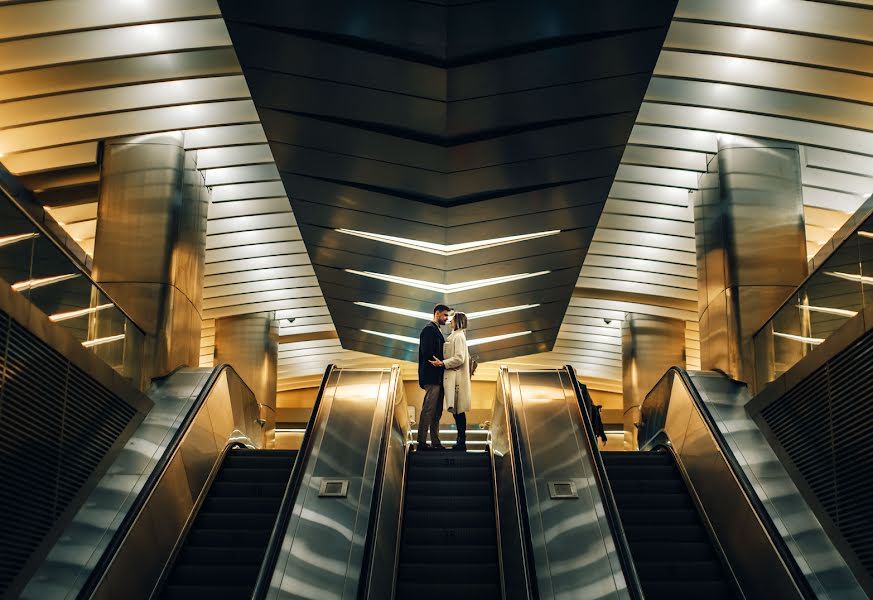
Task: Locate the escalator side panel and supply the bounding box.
[505,369,630,599]
[266,368,398,600]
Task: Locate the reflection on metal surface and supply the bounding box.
[772,331,824,345]
[824,271,873,285]
[266,367,401,600]
[346,269,551,293]
[337,228,561,255]
[797,304,857,318]
[497,367,630,599]
[354,301,540,321]
[639,368,866,599]
[22,365,263,600]
[49,302,113,322]
[81,333,126,347]
[0,231,38,247]
[11,272,78,290]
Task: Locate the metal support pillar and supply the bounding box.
[91,132,209,384]
[214,312,278,447]
[693,136,808,387]
[622,313,685,449]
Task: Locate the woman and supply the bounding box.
[430,312,472,451]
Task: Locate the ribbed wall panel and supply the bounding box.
[0,308,137,595]
[759,328,873,583]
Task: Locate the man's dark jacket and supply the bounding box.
[418,321,445,388]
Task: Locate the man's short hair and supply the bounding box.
[433,303,451,313]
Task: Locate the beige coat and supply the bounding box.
[442,329,472,415]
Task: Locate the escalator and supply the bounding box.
[602,450,736,600]
[395,449,501,600]
[157,448,297,599]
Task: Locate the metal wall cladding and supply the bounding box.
[0,308,137,596]
[758,328,873,589]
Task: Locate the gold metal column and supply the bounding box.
[693,136,808,386]
[622,313,685,449]
[214,312,279,447]
[91,132,209,383]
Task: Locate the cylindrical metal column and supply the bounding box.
[214,312,278,447]
[693,136,808,386]
[91,132,209,383]
[622,313,685,449]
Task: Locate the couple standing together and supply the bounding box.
[417,304,472,452]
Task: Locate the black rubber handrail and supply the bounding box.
[566,365,645,600]
[251,363,335,599]
[648,368,816,600]
[78,364,244,599]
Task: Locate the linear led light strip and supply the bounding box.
[0,232,39,248]
[12,273,79,291]
[82,333,126,348]
[796,304,857,318]
[50,303,114,322]
[354,301,539,321]
[772,331,824,345]
[336,229,560,255]
[858,231,873,239]
[346,270,549,293]
[824,271,873,285]
[361,329,531,347]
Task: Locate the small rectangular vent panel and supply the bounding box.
[0,308,137,595]
[759,328,873,584]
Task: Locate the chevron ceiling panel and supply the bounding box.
[219,0,679,363]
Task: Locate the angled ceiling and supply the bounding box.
[219,0,678,363]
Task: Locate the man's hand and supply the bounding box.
[429,356,444,367]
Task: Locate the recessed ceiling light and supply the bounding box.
[346,270,550,293]
[50,303,114,322]
[772,331,823,345]
[824,271,873,285]
[796,305,856,318]
[82,333,126,348]
[361,328,532,347]
[0,232,39,248]
[354,302,540,320]
[12,273,79,291]
[336,228,560,255]
[858,231,873,239]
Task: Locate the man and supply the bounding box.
[417,304,450,450]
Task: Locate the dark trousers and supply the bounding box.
[419,384,443,446]
[453,411,467,448]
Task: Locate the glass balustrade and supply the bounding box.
[0,188,143,382]
[754,209,873,386]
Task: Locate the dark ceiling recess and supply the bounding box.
[219,0,677,363]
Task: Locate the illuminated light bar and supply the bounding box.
[12,273,79,291]
[82,333,126,348]
[336,229,560,255]
[796,304,857,318]
[346,270,550,293]
[50,303,114,322]
[0,232,39,248]
[772,331,824,345]
[354,302,540,321]
[275,428,307,433]
[858,231,873,239]
[824,271,873,285]
[361,328,531,346]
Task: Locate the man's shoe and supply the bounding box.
[431,443,446,450]
[452,444,467,452]
[416,443,431,451]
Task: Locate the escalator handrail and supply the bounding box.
[150,440,247,599]
[78,363,247,599]
[498,367,538,599]
[565,365,645,600]
[647,368,816,600]
[488,440,508,600]
[252,363,335,600]
[358,365,404,599]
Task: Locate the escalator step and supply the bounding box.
[625,525,706,543]
[619,508,699,525]
[228,448,297,457]
[185,528,271,548]
[168,564,260,585]
[400,544,497,564]
[613,492,691,510]
[194,512,277,530]
[178,546,266,566]
[161,585,253,600]
[223,454,295,468]
[208,481,286,498]
[405,480,490,497]
[410,453,490,467]
[402,527,497,546]
[200,496,281,514]
[628,541,715,562]
[407,466,491,482]
[601,464,677,480]
[395,582,500,600]
[642,581,734,600]
[404,494,492,511]
[403,510,494,529]
[636,560,725,581]
[611,478,684,494]
[398,563,499,583]
[215,467,291,483]
[602,451,672,464]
